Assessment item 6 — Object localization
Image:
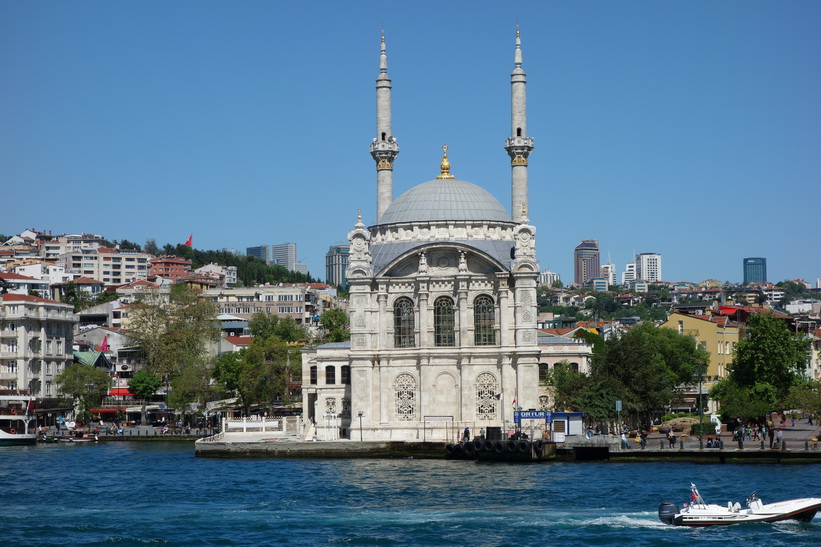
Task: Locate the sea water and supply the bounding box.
[1,442,820,546]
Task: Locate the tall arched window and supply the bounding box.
[434,296,455,346]
[325,365,336,385]
[395,373,417,421]
[393,298,415,348]
[473,295,496,345]
[310,366,317,385]
[476,372,498,420]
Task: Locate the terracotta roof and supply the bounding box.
[224,335,253,346]
[97,247,118,254]
[52,276,105,286]
[0,272,41,281]
[538,328,576,336]
[1,294,68,305]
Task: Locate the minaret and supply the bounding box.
[370,30,400,223]
[504,26,535,220]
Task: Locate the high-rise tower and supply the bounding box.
[370,31,400,222]
[504,27,535,218]
[743,257,767,284]
[574,240,600,286]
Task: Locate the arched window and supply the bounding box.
[395,373,416,421]
[393,298,415,348]
[434,296,455,346]
[474,295,496,345]
[310,366,317,385]
[476,373,498,420]
[570,362,579,373]
[341,365,351,385]
[325,365,336,385]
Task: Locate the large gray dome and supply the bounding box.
[378,179,510,225]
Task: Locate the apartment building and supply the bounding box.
[201,284,324,324]
[0,294,77,398]
[59,247,152,284]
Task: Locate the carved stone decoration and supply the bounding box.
[539,396,549,411]
[395,373,416,421]
[476,372,498,420]
[522,330,534,343]
[325,397,337,414]
[341,398,352,419]
[523,309,532,322]
[458,250,467,273]
[418,251,428,274]
[353,334,366,349]
[354,312,366,328]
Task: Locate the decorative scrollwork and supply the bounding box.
[476,372,498,420]
[395,373,416,421]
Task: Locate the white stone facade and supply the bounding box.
[302,30,541,443]
[0,294,77,397]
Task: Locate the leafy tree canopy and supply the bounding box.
[128,369,162,424]
[320,308,350,343]
[719,313,810,410]
[56,364,112,411]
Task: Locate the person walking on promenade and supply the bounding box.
[768,426,775,448]
[775,428,783,449]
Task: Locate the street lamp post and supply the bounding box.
[357,410,363,441]
[698,364,705,450]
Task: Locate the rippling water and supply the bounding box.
[1,442,820,546]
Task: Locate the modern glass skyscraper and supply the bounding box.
[743,257,767,284]
[246,245,269,263]
[325,244,350,288]
[574,240,600,286]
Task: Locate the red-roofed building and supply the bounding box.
[149,256,192,283]
[0,272,50,297]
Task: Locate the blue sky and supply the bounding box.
[2,2,819,286]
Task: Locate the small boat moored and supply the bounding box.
[0,395,37,446]
[659,483,821,526]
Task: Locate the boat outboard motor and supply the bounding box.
[658,502,680,525]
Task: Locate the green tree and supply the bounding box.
[128,369,162,424]
[56,364,112,412]
[126,285,220,380]
[729,313,809,404]
[320,308,350,342]
[238,337,291,411]
[592,323,708,426]
[784,380,821,417]
[167,363,212,422]
[212,350,254,413]
[248,312,307,342]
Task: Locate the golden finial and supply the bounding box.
[436,145,455,179]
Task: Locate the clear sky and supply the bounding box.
[2,1,819,286]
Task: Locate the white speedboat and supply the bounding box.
[659,483,821,526]
[0,395,37,446]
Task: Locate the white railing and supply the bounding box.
[223,416,284,433]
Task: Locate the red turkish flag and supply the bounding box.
[184,235,193,247]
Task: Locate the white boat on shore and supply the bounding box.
[659,483,821,526]
[0,395,37,446]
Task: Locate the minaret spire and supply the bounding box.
[371,30,400,223]
[505,25,535,220]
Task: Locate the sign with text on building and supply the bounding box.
[514,411,552,423]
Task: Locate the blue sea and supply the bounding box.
[1,442,820,546]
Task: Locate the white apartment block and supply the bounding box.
[13,262,73,285]
[0,294,77,398]
[539,269,561,287]
[59,247,151,285]
[621,262,636,285]
[40,233,108,259]
[193,263,238,288]
[202,284,323,324]
[635,253,662,283]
